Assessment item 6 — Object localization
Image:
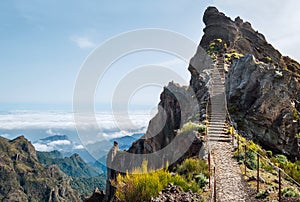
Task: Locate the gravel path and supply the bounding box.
[211,142,259,202]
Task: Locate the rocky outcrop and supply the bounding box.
[151,183,203,202]
[226,55,300,159]
[200,7,282,65]
[106,82,205,201]
[0,136,80,201]
[111,81,204,172]
[105,5,300,200]
[198,6,300,160]
[85,187,105,202]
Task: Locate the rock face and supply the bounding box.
[151,183,203,202]
[112,81,204,172]
[226,55,300,159]
[200,6,282,65]
[105,5,300,200]
[106,82,206,201]
[200,7,300,160]
[0,136,80,201]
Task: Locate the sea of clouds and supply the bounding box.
[0,110,153,144]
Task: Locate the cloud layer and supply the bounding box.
[0,110,151,132]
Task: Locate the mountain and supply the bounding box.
[33,134,96,163]
[0,136,80,201]
[199,7,300,160]
[37,150,106,199]
[40,134,70,141]
[105,6,300,200]
[37,150,103,177]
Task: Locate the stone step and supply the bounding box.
[208,129,227,134]
[207,125,227,129]
[208,137,231,142]
[209,134,230,138]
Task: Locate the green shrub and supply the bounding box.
[177,158,209,180]
[245,150,257,170]
[266,150,273,158]
[114,158,208,201]
[282,187,300,198]
[178,121,205,135]
[114,161,165,201]
[255,190,269,199]
[293,108,299,121]
[275,155,288,165]
[195,173,208,189]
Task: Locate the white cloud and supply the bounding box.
[33,143,53,152]
[74,144,84,150]
[46,129,62,136]
[70,36,96,49]
[0,134,10,139]
[48,140,71,147]
[0,110,150,145]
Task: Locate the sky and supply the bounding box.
[1,0,300,111]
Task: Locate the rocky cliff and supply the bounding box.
[105,6,300,201]
[199,7,300,160]
[226,55,300,159]
[113,82,204,171]
[0,136,80,201]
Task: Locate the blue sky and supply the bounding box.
[1,0,299,110]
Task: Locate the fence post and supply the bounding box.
[244,145,247,175]
[237,136,240,157]
[279,169,282,202]
[257,153,260,193]
[214,167,216,202]
[208,152,211,189]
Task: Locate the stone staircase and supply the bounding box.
[207,55,231,145]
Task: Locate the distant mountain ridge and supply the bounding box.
[33,134,96,163]
[0,136,80,201]
[37,150,103,177]
[37,150,106,199]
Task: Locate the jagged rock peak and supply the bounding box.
[201,6,282,65]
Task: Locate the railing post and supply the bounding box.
[238,136,240,159]
[244,145,247,175]
[279,169,282,202]
[214,167,216,202]
[208,152,211,189]
[257,153,260,193]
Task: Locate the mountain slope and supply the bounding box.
[198,7,300,160]
[33,134,96,163]
[0,136,80,201]
[37,150,103,177]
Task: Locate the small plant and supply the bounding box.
[195,173,208,189]
[262,56,273,64]
[177,158,209,180]
[225,53,243,62]
[255,190,270,199]
[245,150,257,170]
[178,121,205,135]
[282,187,300,198]
[296,133,300,139]
[266,150,273,158]
[293,108,299,121]
[207,38,227,60]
